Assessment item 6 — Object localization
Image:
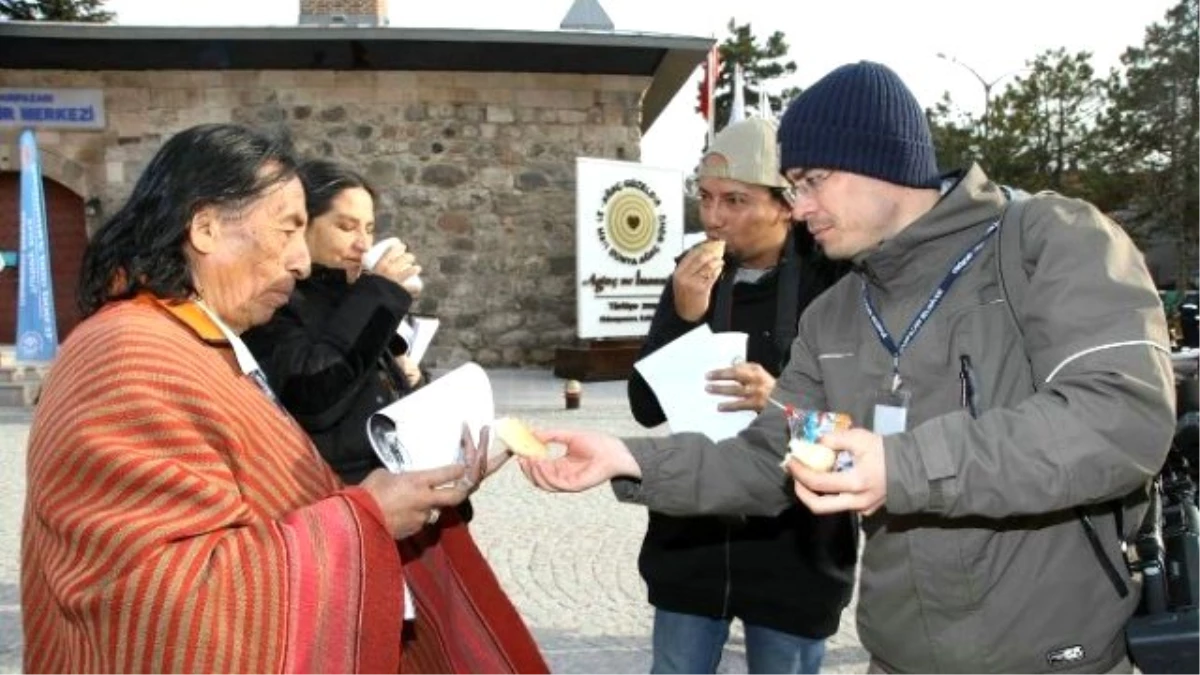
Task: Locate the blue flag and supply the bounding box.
[16,128,58,363]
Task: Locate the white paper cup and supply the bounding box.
[363,237,401,271]
[364,237,423,294]
[401,275,424,294]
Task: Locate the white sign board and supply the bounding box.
[0,88,106,130]
[575,157,684,339]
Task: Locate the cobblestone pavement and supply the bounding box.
[0,370,868,673]
[1,409,30,673]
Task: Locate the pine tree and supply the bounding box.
[1100,0,1199,289]
[709,20,797,132]
[0,0,114,22]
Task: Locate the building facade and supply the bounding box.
[0,9,709,367]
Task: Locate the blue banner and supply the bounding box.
[16,128,58,363]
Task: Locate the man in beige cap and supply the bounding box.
[625,118,854,674]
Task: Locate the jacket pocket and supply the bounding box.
[908,518,997,611]
[817,341,879,426]
[940,288,1032,416]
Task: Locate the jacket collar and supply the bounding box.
[132,293,269,379]
[307,263,351,288]
[133,293,226,345]
[856,163,1007,290]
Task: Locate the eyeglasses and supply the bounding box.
[786,170,834,200]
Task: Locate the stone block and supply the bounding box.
[367,159,398,184]
[255,71,296,87]
[419,163,467,188]
[496,329,534,347]
[436,211,472,235]
[318,106,348,122]
[486,106,515,124]
[334,71,376,89]
[105,161,124,185]
[476,88,515,104]
[149,88,199,110]
[475,349,502,366]
[439,254,466,275]
[376,72,418,90]
[558,109,589,125]
[522,89,576,109]
[517,171,549,191]
[294,71,336,88]
[478,167,513,191]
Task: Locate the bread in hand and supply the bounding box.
[698,239,726,258]
[495,417,549,459]
[782,438,837,473]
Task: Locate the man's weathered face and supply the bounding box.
[189,172,309,333]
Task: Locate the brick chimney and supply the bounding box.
[299,0,388,26]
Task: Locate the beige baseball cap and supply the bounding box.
[696,117,788,189]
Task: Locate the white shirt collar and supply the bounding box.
[194,300,264,377]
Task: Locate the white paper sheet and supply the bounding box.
[634,325,756,441]
[396,315,440,366]
[366,361,492,472]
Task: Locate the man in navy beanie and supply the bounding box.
[519,61,1174,674]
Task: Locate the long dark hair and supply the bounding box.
[77,123,299,317]
[295,159,376,221]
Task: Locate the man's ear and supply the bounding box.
[775,200,793,226]
[188,206,220,255]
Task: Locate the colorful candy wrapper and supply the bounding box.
[784,406,854,471]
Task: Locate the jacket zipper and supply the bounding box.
[959,354,980,418]
[721,523,732,617]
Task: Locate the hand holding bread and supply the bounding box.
[786,428,889,518]
[673,238,726,322]
[782,438,838,473]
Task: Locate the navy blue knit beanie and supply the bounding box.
[779,61,940,188]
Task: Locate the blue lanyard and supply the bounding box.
[862,219,1001,391]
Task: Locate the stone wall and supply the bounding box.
[0,68,650,366]
[299,0,387,25]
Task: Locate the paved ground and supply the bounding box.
[0,369,868,673]
[0,409,23,673]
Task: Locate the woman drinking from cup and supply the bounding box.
[245,160,427,483]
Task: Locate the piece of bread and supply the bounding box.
[495,417,549,459]
[698,239,726,258]
[782,438,837,473]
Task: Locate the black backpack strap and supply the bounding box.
[995,186,1130,599]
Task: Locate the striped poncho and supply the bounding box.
[20,297,545,673]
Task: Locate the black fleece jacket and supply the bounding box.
[244,264,417,484]
[626,229,858,637]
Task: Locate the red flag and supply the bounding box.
[696,44,721,121]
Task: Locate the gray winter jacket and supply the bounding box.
[615,165,1176,673]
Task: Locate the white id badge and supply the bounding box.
[870,389,911,436]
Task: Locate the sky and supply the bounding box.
[104,0,1182,174]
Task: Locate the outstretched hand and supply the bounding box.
[517,429,641,493]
